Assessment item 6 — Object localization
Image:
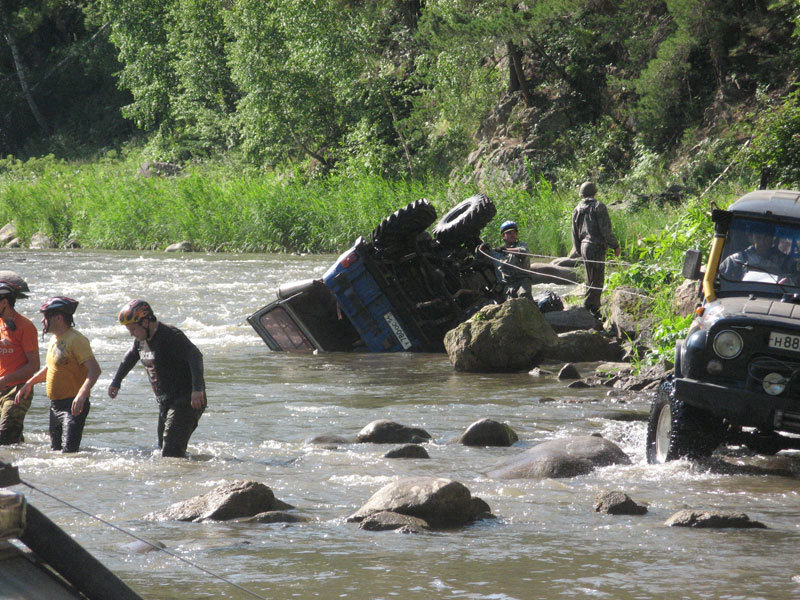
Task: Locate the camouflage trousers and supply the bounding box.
[0,384,32,445]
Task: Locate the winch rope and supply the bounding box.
[19,478,270,600]
[476,246,659,301]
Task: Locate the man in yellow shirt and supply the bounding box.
[16,297,100,453]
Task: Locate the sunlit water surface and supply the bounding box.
[1,249,799,599]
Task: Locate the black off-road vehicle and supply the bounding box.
[647,188,800,463]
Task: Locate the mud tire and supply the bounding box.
[371,199,437,248]
[432,194,496,247]
[646,377,723,463]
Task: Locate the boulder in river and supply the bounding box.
[444,298,558,372]
[358,511,430,533]
[0,223,17,245]
[144,480,293,522]
[29,232,55,249]
[383,444,430,459]
[357,419,431,444]
[548,330,623,363]
[664,510,767,529]
[458,418,518,447]
[594,490,648,515]
[487,435,631,479]
[347,476,492,529]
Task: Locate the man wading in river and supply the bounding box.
[16,297,101,452]
[108,300,206,457]
[0,280,39,444]
[571,182,620,319]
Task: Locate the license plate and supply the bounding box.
[768,331,800,352]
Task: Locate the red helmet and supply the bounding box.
[40,296,79,315]
[118,299,155,326]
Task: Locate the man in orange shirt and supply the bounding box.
[0,280,39,444]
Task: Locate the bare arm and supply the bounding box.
[72,357,101,416]
[14,364,47,404]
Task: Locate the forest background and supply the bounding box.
[2,0,800,362]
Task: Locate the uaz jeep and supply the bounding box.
[647,188,800,462]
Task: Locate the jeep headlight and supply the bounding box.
[712,329,743,359]
[763,372,787,396]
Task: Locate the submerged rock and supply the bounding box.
[357,419,431,444]
[358,511,430,533]
[383,444,430,459]
[488,435,631,479]
[347,476,492,529]
[594,490,648,515]
[458,418,518,447]
[665,510,767,529]
[144,480,293,522]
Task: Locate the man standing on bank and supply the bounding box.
[108,300,206,457]
[0,280,39,445]
[16,297,100,452]
[571,182,621,320]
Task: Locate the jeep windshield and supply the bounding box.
[717,217,800,294]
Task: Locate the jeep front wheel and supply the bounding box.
[646,378,723,463]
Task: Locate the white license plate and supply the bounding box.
[768,331,800,352]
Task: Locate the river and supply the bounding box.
[1,249,799,600]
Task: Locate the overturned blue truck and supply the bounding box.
[248,195,504,352]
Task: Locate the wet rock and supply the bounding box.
[347,476,492,529]
[594,490,648,515]
[144,480,293,522]
[122,539,166,554]
[305,434,351,448]
[612,364,669,392]
[673,279,701,317]
[588,410,649,423]
[567,380,591,389]
[665,510,767,529]
[166,240,195,252]
[5,238,20,248]
[458,419,518,447]
[551,256,581,269]
[558,363,581,380]
[383,444,430,459]
[358,511,430,533]
[0,223,16,245]
[444,298,558,372]
[548,330,623,363]
[543,306,601,333]
[29,232,55,249]
[488,435,631,480]
[357,419,431,444]
[237,511,309,524]
[528,367,554,377]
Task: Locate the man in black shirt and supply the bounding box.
[108,299,206,457]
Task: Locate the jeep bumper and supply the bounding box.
[674,377,800,433]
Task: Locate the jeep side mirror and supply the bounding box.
[682,249,703,280]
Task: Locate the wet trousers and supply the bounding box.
[157,400,204,457]
[49,397,91,453]
[0,384,30,445]
[581,242,607,317]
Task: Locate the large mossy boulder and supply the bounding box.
[487,435,631,479]
[444,298,558,372]
[347,477,492,529]
[144,480,293,522]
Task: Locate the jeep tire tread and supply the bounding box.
[432,194,496,247]
[646,377,724,463]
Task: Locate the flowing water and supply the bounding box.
[1,249,800,600]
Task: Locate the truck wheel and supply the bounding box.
[371,198,437,248]
[646,378,723,463]
[432,194,496,247]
